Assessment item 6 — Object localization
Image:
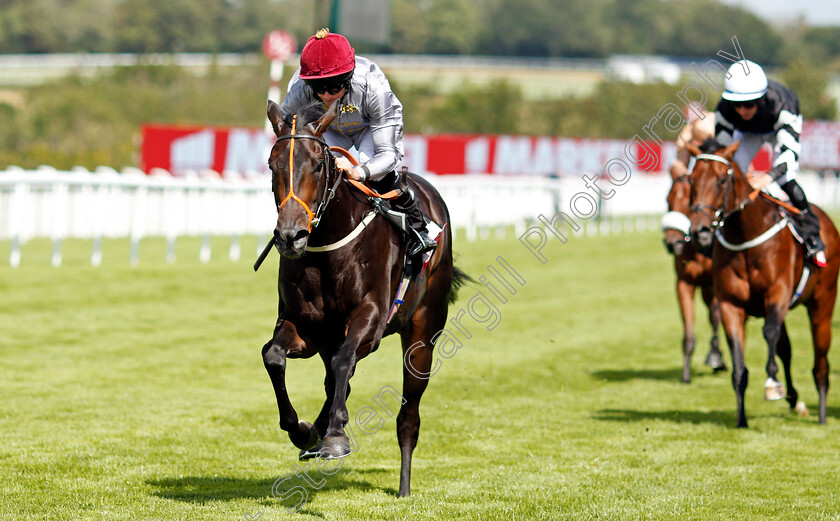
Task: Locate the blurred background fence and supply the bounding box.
[3,166,840,267]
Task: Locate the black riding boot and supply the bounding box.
[781,180,826,265]
[370,171,438,257]
[394,185,438,257]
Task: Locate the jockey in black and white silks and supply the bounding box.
[714,59,827,267]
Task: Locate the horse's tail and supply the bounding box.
[448,265,475,305]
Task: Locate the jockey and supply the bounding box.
[279,29,438,257]
[714,59,827,267]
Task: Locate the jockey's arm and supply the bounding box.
[769,109,803,182]
[713,108,735,147]
[336,69,404,182]
[358,72,404,182]
[363,123,402,181]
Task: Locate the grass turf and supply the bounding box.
[2,231,840,520]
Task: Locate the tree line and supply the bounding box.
[0,0,838,66]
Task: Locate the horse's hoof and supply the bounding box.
[319,436,352,460]
[297,425,322,460]
[793,401,809,417]
[704,351,726,372]
[299,446,321,460]
[764,377,785,401]
[290,421,321,453]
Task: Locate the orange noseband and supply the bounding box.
[277,115,317,231]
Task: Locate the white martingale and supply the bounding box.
[714,217,788,252]
[305,211,377,252]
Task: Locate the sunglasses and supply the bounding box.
[732,100,757,109]
[306,79,347,95]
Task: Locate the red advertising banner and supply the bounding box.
[141,122,840,177]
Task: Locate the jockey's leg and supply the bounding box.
[780,179,826,266]
[370,171,437,257]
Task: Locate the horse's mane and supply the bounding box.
[698,137,723,154]
[283,101,326,129]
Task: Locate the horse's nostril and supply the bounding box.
[293,229,309,243]
[272,228,309,255]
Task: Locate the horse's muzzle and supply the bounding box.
[662,228,689,256]
[664,239,686,256]
[274,227,310,257]
[691,227,713,249]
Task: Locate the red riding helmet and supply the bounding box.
[299,29,356,80]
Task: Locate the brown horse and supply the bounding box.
[662,166,725,383]
[687,141,840,427]
[261,100,468,496]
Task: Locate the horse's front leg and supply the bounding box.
[762,294,790,401]
[311,356,352,442]
[720,301,749,427]
[320,301,382,460]
[262,317,321,452]
[676,278,697,383]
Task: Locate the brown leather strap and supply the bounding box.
[758,191,801,215]
[745,173,801,215]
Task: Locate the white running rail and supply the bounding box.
[3,166,838,266]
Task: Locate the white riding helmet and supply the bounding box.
[722,60,768,102]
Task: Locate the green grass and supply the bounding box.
[2,230,840,520]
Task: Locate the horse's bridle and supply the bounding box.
[272,115,342,231]
[689,153,736,230]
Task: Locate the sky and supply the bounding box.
[721,0,840,27]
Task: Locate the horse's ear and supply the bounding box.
[720,140,740,160]
[685,143,702,157]
[267,100,285,137]
[310,102,339,137]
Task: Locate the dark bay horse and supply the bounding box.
[662,166,725,383]
[687,141,840,427]
[262,100,467,496]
